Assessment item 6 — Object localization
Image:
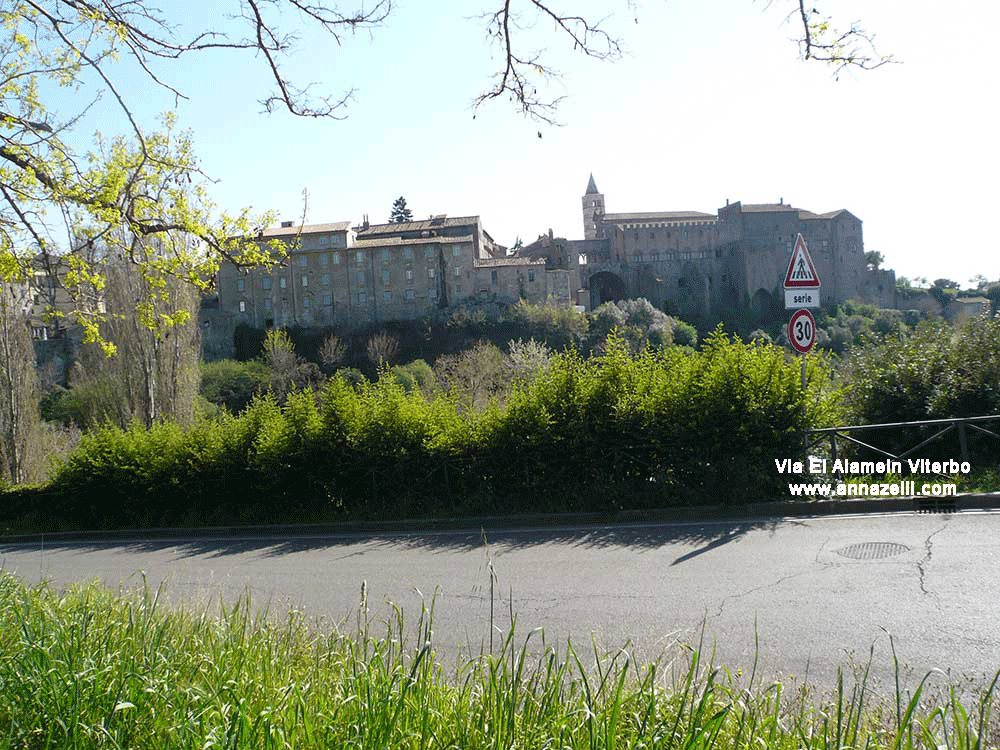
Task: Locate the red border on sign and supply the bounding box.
[788,308,816,354]
[784,234,821,288]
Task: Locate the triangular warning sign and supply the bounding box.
[783,234,821,288]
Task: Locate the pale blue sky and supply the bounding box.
[67,1,1000,286]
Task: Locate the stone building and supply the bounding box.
[214,214,569,344]
[569,174,894,317]
[211,178,896,352]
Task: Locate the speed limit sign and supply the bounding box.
[788,308,816,354]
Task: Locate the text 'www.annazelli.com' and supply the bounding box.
[787,481,957,498]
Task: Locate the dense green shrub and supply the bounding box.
[200,359,271,413]
[847,314,1000,462]
[31,330,837,530]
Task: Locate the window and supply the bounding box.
[321,274,329,286]
[236,278,245,292]
[404,288,415,301]
[356,250,365,263]
[451,245,462,257]
[320,253,329,267]
[383,290,392,302]
[303,296,311,310]
[279,277,287,290]
[238,300,246,313]
[429,287,438,299]
[322,294,332,306]
[356,271,365,285]
[425,246,435,259]
[382,269,390,285]
[262,276,271,290]
[528,271,535,282]
[405,269,414,281]
[427,267,436,279]
[381,248,391,263]
[298,254,308,267]
[650,231,655,239]
[403,247,414,260]
[264,298,272,310]
[302,275,308,288]
[358,291,367,304]
[333,252,341,265]
[453,266,462,277]
[491,270,498,286]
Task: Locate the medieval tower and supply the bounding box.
[582,174,605,240]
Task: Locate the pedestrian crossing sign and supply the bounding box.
[783,234,821,288]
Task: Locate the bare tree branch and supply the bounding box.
[476,0,624,124]
[792,0,896,75]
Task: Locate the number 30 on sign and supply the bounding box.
[788,308,816,354]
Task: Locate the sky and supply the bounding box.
[54,0,1000,287]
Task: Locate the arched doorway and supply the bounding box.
[589,271,626,307]
[750,288,775,320]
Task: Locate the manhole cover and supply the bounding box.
[836,542,910,560]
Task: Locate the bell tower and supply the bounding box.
[582,173,605,240]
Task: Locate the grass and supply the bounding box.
[0,570,997,749]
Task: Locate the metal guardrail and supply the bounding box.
[806,415,1000,476]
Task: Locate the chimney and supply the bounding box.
[548,228,554,239]
[362,214,369,230]
[726,198,729,206]
[779,197,784,205]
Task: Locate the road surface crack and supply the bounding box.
[916,522,948,605]
[712,538,836,620]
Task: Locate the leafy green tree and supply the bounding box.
[864,250,884,270]
[200,359,271,414]
[389,197,413,224]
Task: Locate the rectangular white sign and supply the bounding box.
[785,288,820,309]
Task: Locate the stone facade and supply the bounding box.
[212,179,897,352]
[215,215,568,349]
[565,175,892,317]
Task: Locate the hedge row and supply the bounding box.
[12,334,835,530]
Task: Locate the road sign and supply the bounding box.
[784,234,821,309]
[785,288,819,308]
[788,308,816,354]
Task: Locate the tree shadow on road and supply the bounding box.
[1,516,803,562]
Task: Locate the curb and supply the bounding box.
[3,492,999,546]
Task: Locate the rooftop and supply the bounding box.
[352,234,474,248]
[603,211,715,222]
[260,221,353,238]
[357,215,481,236]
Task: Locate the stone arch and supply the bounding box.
[589,271,627,307]
[750,288,775,320]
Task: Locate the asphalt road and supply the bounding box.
[3,510,999,693]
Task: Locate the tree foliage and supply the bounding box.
[389,196,413,224]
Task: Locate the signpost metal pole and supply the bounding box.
[784,234,821,470]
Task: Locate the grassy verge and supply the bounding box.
[0,572,997,749]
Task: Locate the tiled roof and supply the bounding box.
[603,211,715,222]
[475,257,545,267]
[352,234,473,248]
[738,204,800,213]
[261,221,352,237]
[357,215,480,236]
